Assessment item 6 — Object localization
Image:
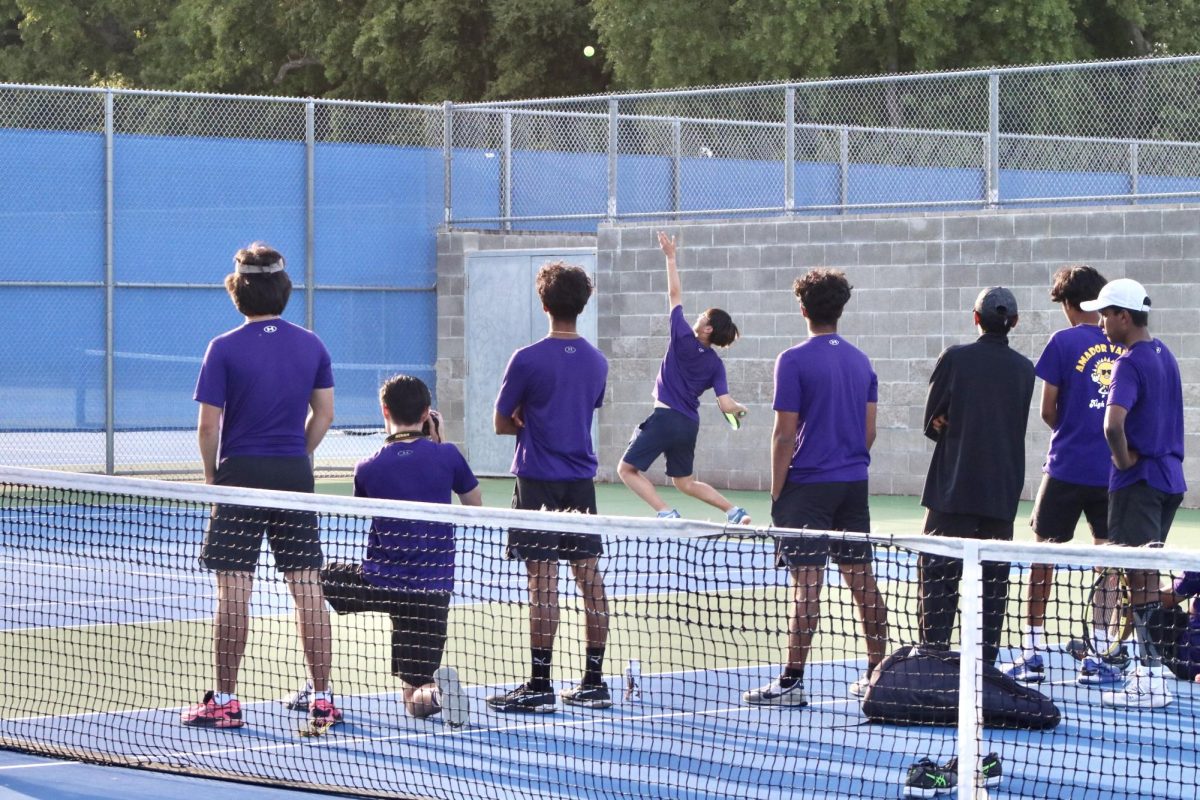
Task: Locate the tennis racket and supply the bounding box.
[1067,567,1133,663]
[723,409,747,430]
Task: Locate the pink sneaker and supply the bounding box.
[309,697,343,730]
[180,691,243,728]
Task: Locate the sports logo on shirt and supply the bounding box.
[1091,358,1116,396]
[564,346,577,354]
[264,325,277,333]
[394,449,414,457]
[830,339,841,346]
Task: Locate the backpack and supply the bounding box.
[860,645,1060,730]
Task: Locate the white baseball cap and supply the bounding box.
[1079,278,1151,313]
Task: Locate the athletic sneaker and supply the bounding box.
[1002,653,1045,683]
[849,674,871,697]
[560,681,613,709]
[1101,669,1173,709]
[726,506,751,525]
[942,752,1003,789]
[282,679,314,711]
[742,678,808,707]
[434,666,469,728]
[657,509,681,520]
[486,682,556,714]
[1078,656,1125,687]
[1103,645,1132,669]
[309,697,344,728]
[902,757,956,797]
[180,691,244,728]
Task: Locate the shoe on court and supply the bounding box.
[434,666,470,728]
[486,682,556,714]
[942,752,1003,789]
[727,506,751,525]
[657,509,681,519]
[180,691,243,728]
[1078,656,1125,687]
[849,674,871,697]
[1102,644,1131,669]
[309,697,344,728]
[742,678,808,707]
[1002,653,1045,683]
[1101,670,1173,709]
[902,757,956,797]
[560,681,612,709]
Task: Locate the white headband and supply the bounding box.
[234,258,285,275]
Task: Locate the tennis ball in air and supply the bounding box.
[583,45,596,58]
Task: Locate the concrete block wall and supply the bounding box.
[438,205,1200,508]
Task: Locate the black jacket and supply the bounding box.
[920,332,1036,521]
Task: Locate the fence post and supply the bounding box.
[785,86,795,215]
[501,111,513,230]
[1129,140,1140,204]
[839,127,850,212]
[443,101,453,225]
[305,101,316,331]
[104,89,115,475]
[607,98,619,222]
[987,72,1000,207]
[672,118,682,220]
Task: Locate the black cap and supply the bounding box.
[974,286,1018,323]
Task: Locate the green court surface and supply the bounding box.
[318,477,1200,549]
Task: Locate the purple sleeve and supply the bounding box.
[193,341,226,407]
[867,369,879,403]
[495,351,527,417]
[352,469,366,498]
[450,446,480,496]
[1175,572,1200,597]
[669,305,692,344]
[1107,357,1140,410]
[1034,336,1062,386]
[594,355,608,409]
[314,341,334,389]
[773,352,801,413]
[711,359,729,397]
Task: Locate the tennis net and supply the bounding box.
[1,465,1198,799]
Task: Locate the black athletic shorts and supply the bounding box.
[1030,475,1109,542]
[507,477,603,562]
[1107,481,1183,548]
[772,480,872,567]
[923,509,1013,541]
[620,407,700,478]
[201,455,322,573]
[320,562,450,687]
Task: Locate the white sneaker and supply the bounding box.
[849,674,871,697]
[282,680,315,711]
[435,666,470,728]
[742,678,807,707]
[1101,669,1173,709]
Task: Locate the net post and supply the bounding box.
[957,539,983,800]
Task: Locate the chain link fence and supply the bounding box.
[448,55,1200,228]
[0,87,443,478]
[3,55,1199,475]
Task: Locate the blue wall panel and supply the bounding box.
[0,130,104,282]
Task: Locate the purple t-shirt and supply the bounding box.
[1036,325,1125,487]
[773,334,878,485]
[1174,572,1200,675]
[1107,338,1186,494]
[194,319,333,459]
[653,305,729,422]
[353,438,478,594]
[495,336,608,481]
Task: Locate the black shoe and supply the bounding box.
[942,752,1002,789]
[560,681,612,709]
[1102,644,1131,669]
[903,757,956,797]
[486,682,556,714]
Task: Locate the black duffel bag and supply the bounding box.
[861,645,1060,730]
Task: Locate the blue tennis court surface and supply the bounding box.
[2,499,1199,798]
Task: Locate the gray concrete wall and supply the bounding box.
[438,206,1200,508]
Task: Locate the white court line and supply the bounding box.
[3,593,215,610]
[0,761,82,771]
[0,559,211,583]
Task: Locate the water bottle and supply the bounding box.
[624,659,642,702]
